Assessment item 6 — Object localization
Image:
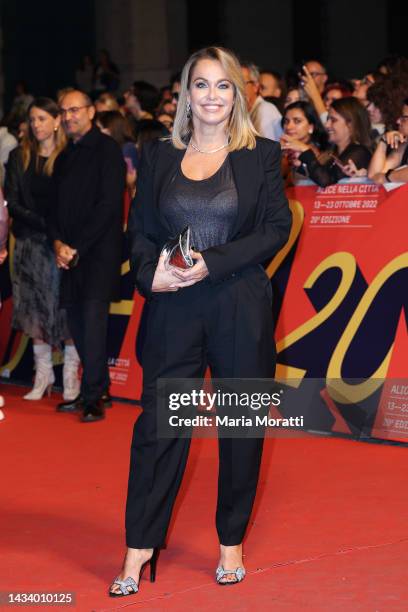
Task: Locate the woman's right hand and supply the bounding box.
[151,254,183,292]
[280,134,311,154]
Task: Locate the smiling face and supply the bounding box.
[60,91,95,142]
[188,59,235,128]
[326,108,352,146]
[29,106,60,143]
[283,108,313,142]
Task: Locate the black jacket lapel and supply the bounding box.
[229,146,261,237]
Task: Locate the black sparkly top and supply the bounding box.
[159,155,238,251]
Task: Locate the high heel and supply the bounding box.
[109,547,160,597]
[23,344,55,401]
[216,565,246,585]
[148,547,160,582]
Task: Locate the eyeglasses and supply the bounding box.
[398,115,408,122]
[59,105,91,116]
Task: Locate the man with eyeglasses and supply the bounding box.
[241,61,282,142]
[49,90,126,422]
[304,60,328,94]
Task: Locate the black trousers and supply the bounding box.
[125,266,276,548]
[65,300,110,402]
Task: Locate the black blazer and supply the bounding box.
[5,148,47,239]
[49,127,126,304]
[127,137,292,299]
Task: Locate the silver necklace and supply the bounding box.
[189,139,229,154]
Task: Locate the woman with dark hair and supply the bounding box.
[293,97,372,187]
[366,70,408,133]
[368,98,408,184]
[109,46,291,596]
[280,101,328,183]
[5,98,79,400]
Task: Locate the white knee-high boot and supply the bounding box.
[24,343,55,400]
[63,344,81,401]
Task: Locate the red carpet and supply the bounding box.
[1,384,408,611]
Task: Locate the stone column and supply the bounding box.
[94,0,188,89]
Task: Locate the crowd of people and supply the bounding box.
[1,49,408,419]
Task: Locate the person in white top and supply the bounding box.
[241,62,282,141]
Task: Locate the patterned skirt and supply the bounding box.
[12,236,70,346]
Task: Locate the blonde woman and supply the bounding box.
[110,47,291,596]
[5,98,79,400]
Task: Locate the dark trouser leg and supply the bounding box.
[126,289,207,548]
[66,300,110,402]
[65,303,85,370]
[205,271,276,545]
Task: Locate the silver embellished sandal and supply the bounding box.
[109,547,160,597]
[215,565,246,585]
[109,576,139,597]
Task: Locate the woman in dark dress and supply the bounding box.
[109,46,292,596]
[6,98,79,400]
[282,97,372,186]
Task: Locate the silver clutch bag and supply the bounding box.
[161,226,194,269]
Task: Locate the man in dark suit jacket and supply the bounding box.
[49,90,125,422]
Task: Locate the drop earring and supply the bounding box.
[186,101,191,117]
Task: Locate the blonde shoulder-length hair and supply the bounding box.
[172,46,258,151]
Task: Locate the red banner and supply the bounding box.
[274,181,408,441]
[1,180,407,442]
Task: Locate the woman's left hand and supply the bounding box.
[342,159,368,177]
[170,250,209,286]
